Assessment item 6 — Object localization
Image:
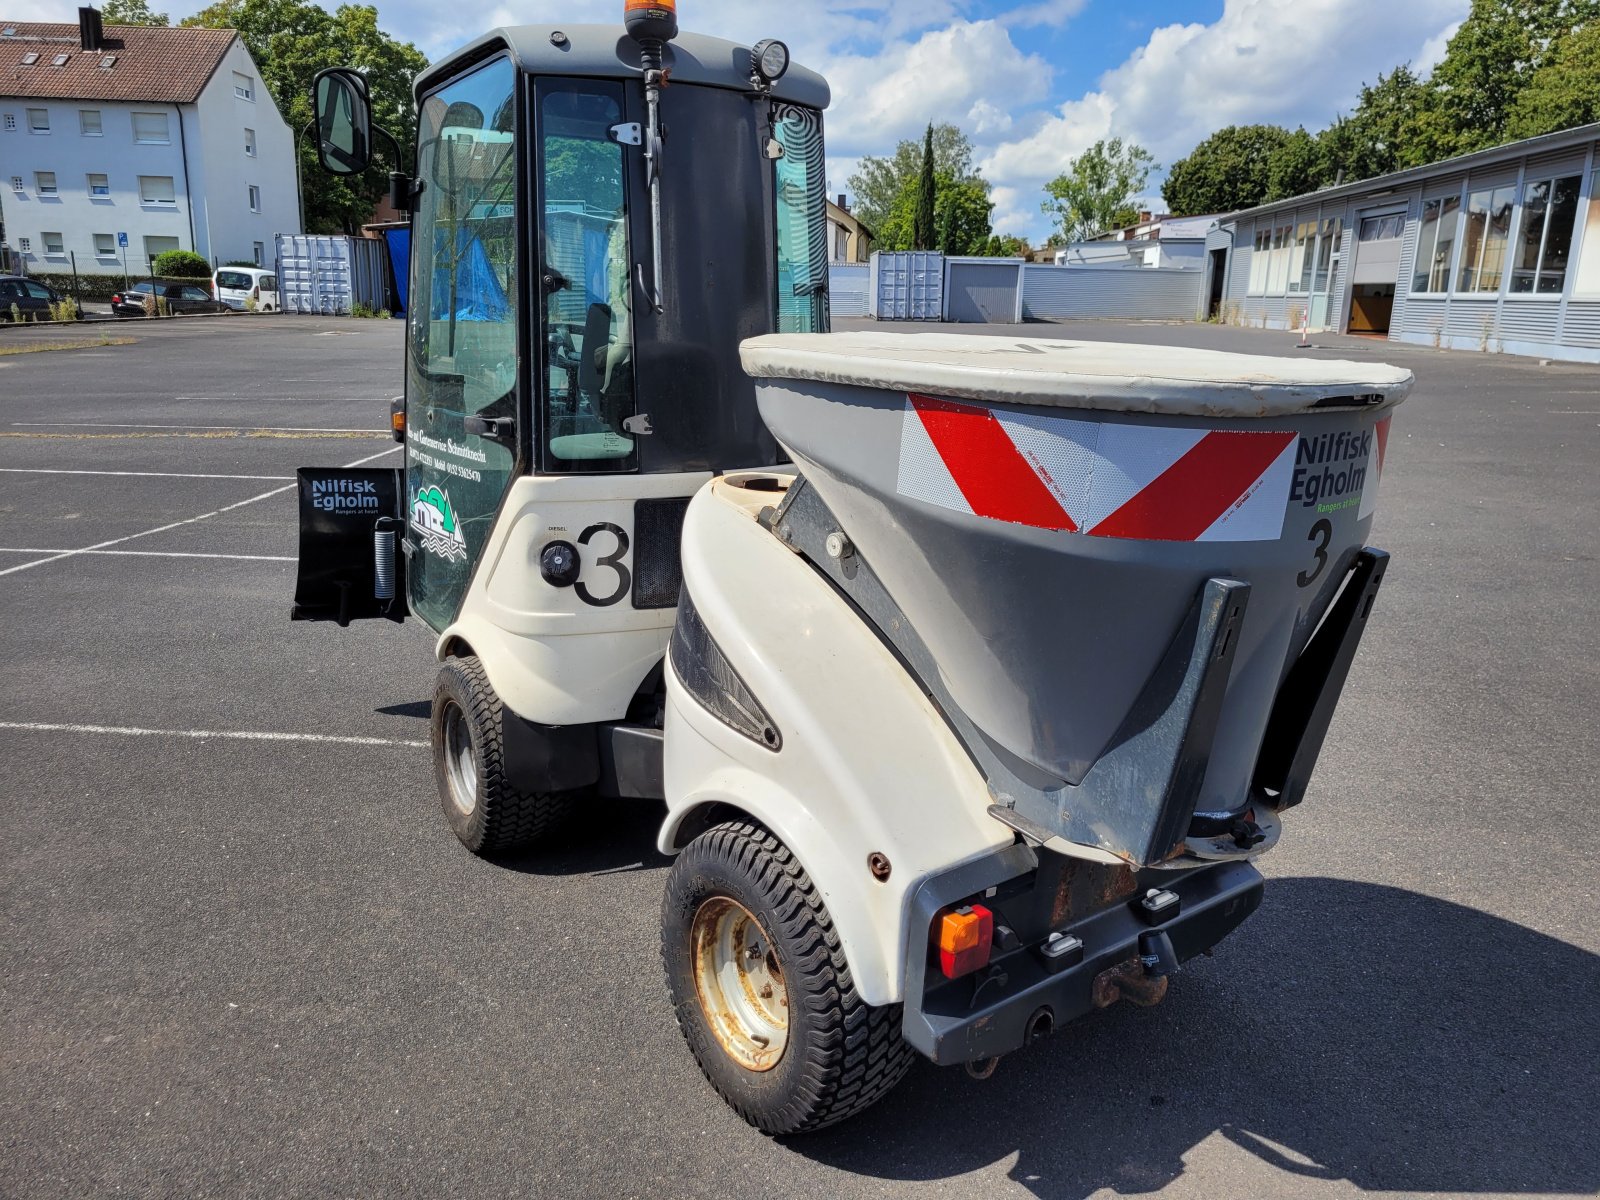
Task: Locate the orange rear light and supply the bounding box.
[938,904,993,979]
[391,408,406,436]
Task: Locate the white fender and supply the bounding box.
[436,469,710,724]
[660,477,1012,1007]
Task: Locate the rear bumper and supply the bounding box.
[902,851,1264,1066]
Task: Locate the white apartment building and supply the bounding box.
[0,10,299,274]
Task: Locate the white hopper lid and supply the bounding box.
[741,331,1413,418]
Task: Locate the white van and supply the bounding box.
[213,266,279,312]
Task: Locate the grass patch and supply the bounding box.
[0,335,136,356]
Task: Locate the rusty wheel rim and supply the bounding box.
[690,896,788,1072]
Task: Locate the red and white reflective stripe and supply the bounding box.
[897,393,1298,542]
[1356,415,1392,520]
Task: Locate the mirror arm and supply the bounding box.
[636,43,667,315]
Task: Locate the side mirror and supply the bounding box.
[313,67,372,176]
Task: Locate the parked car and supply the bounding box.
[213,266,279,312]
[110,281,232,318]
[0,275,73,321]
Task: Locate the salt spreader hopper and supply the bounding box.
[657,332,1411,1132]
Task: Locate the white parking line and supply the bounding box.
[0,721,425,748]
[0,548,295,561]
[0,445,400,578]
[0,468,294,480]
[13,421,387,433]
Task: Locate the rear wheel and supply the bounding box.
[661,820,914,1134]
[430,655,570,855]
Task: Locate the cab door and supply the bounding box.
[403,55,525,632]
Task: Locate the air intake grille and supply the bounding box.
[631,497,690,609]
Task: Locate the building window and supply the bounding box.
[139,175,176,205]
[253,240,265,266]
[244,127,256,156]
[79,108,102,135]
[1412,195,1460,294]
[248,184,261,212]
[1573,169,1600,296]
[42,232,65,255]
[1288,219,1315,293]
[143,235,181,264]
[88,172,110,196]
[94,232,117,256]
[1313,217,1343,293]
[27,108,49,133]
[1456,186,1515,293]
[233,71,253,101]
[132,111,170,144]
[1510,174,1582,294]
[51,53,70,67]
[35,171,57,196]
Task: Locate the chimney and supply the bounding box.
[1137,210,1152,224]
[836,194,847,211]
[79,6,103,52]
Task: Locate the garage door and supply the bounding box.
[945,260,1020,323]
[1350,211,1405,284]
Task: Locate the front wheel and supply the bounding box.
[661,820,914,1134]
[430,655,570,855]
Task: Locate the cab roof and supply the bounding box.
[741,332,1414,417]
[415,24,829,109]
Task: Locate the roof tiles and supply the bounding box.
[0,22,237,105]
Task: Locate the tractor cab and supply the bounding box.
[291,13,830,847]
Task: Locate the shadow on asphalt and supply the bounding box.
[487,797,671,878]
[376,700,432,719]
[792,877,1598,1199]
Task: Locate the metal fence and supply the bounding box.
[1022,265,1204,321]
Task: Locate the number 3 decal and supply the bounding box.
[575,522,631,607]
[1297,518,1332,588]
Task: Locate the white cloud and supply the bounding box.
[977,0,1469,240]
[1000,0,1089,30]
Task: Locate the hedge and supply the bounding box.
[21,272,209,300]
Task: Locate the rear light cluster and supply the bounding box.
[937,903,993,979]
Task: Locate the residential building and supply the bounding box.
[827,196,873,263]
[1211,122,1600,361]
[1057,212,1227,270]
[0,10,299,275]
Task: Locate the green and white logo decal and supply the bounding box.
[412,485,467,562]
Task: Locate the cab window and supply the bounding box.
[537,79,637,471]
[772,103,829,333]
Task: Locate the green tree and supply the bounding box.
[845,123,978,233]
[1162,124,1289,216]
[1042,137,1156,242]
[100,0,170,25]
[182,0,428,234]
[915,124,937,250]
[1321,66,1439,182]
[1425,0,1600,156]
[1506,19,1600,138]
[1265,126,1324,201]
[877,172,993,253]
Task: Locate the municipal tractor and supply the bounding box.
[292,1,1412,1134]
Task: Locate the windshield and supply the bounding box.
[537,78,637,472]
[773,103,829,333]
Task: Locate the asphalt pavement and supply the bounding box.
[2,313,1597,1200]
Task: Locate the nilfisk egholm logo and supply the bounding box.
[412,485,467,562]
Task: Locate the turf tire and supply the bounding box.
[431,655,571,855]
[661,819,914,1134]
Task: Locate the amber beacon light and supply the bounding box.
[624,0,678,44]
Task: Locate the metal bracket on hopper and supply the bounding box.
[769,477,1251,868]
[1252,547,1389,811]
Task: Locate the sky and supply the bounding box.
[14,0,1473,242]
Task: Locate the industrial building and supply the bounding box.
[1209,122,1600,361]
